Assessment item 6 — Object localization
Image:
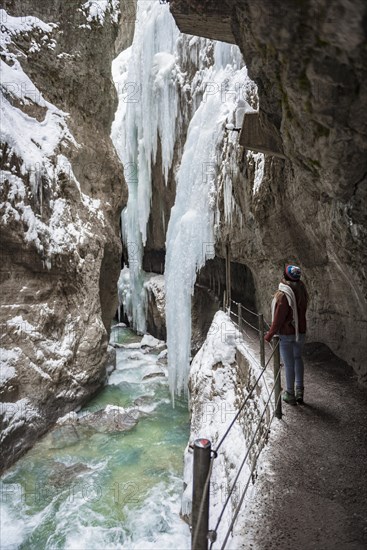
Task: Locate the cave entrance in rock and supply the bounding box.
[197,256,256,310]
[194,256,258,345]
[142,249,165,274]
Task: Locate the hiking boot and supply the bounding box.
[282,391,296,405]
[296,388,304,404]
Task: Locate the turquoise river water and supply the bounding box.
[0,327,191,549]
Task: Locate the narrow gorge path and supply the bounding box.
[239,344,367,550]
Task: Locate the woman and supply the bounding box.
[264,265,308,405]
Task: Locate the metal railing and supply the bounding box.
[191,296,282,549]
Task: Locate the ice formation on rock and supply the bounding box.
[165,42,256,403]
[112,0,181,333]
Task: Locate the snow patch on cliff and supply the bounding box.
[0,9,105,261]
[0,59,77,184]
[0,348,19,383]
[0,399,41,444]
[82,0,120,25]
[5,313,78,374]
[0,169,101,258]
[0,9,56,44]
[249,151,265,194]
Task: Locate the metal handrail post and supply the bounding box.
[192,439,212,550]
[258,313,265,368]
[273,338,282,419]
[225,243,231,308]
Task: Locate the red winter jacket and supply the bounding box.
[264,281,308,342]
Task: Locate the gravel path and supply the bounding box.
[236,343,367,550]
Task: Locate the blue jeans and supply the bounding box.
[279,334,306,394]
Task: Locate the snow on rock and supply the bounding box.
[111,322,127,329]
[117,267,166,339]
[0,58,77,183]
[81,0,120,25]
[142,367,167,381]
[6,315,39,336]
[0,9,56,48]
[249,151,265,195]
[76,404,140,433]
[1,312,90,395]
[144,273,165,308]
[55,405,140,434]
[140,334,164,348]
[0,399,41,444]
[0,367,16,385]
[0,348,22,371]
[182,310,274,548]
[0,10,106,262]
[144,273,166,340]
[1,2,125,472]
[157,349,168,364]
[56,411,78,425]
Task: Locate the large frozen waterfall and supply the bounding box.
[111,0,181,333]
[112,0,258,403]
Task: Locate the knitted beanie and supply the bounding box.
[284,264,301,281]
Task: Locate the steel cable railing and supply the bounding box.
[191,340,280,546]
[228,300,260,333]
[214,341,279,454]
[211,368,282,549]
[229,298,259,318]
[227,299,277,402]
[190,300,282,549]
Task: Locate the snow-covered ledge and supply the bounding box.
[182,310,276,548]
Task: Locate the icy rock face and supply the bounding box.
[117,268,166,337]
[144,274,167,341]
[0,1,127,472]
[169,0,367,384]
[182,311,272,546]
[117,267,218,350]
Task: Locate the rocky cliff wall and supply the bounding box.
[169,0,367,384]
[0,0,128,472]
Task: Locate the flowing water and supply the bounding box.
[0,327,190,549]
